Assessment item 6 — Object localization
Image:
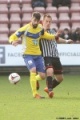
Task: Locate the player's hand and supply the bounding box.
[56,30,62,36]
[66,39,73,44]
[55,30,62,41]
[11,40,19,46]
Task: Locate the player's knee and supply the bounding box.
[47,72,53,77]
[46,68,53,77]
[40,74,46,80]
[30,67,36,73]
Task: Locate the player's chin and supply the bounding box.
[33,25,38,28]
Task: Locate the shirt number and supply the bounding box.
[32,39,38,45]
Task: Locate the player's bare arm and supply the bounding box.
[58,37,73,44]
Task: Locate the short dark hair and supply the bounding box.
[43,14,52,20]
[32,12,41,20]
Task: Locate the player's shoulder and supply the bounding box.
[19,23,31,32]
[49,28,56,34]
[22,23,30,29]
[38,24,43,29]
[38,24,44,35]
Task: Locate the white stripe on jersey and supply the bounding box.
[40,29,59,57]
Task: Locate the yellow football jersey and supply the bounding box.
[9,23,55,55]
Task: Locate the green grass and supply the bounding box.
[0,75,80,120]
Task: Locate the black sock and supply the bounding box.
[52,79,60,89]
[46,76,53,91]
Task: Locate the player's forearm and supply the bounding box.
[9,25,26,43]
[9,34,19,43]
[58,37,67,43]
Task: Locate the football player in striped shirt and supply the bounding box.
[39,14,73,98]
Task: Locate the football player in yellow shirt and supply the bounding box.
[9,12,60,99]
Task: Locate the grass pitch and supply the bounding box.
[0,75,80,120]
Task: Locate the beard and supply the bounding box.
[32,24,38,28]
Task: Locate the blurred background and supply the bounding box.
[0,0,80,75]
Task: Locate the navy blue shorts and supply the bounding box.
[23,55,45,73]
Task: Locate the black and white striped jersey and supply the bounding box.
[40,29,59,57]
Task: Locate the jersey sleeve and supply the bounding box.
[9,25,27,43]
[41,31,55,40]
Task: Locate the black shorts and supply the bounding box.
[44,57,63,74]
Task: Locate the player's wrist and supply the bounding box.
[65,40,68,44]
[55,34,59,41]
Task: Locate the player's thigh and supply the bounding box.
[53,58,63,74]
[44,57,54,76]
[23,55,36,71]
[36,56,45,73]
[44,57,53,69]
